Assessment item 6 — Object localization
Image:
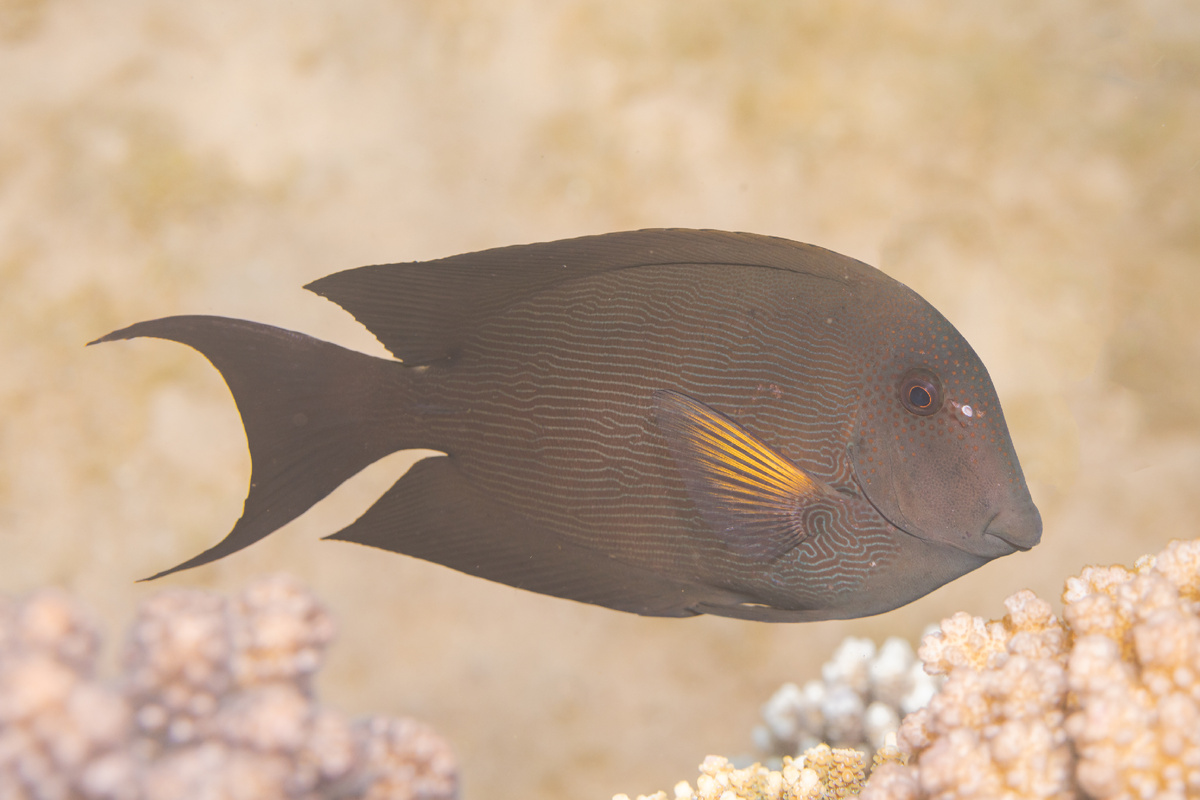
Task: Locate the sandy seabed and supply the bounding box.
[2,1,1199,798]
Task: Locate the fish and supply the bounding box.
[92,229,1042,621]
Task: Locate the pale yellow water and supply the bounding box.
[1,1,1198,797]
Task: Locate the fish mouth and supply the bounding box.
[982,503,1042,553]
[848,451,1040,558]
[976,529,1023,557]
[983,532,1026,554]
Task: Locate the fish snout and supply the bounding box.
[982,501,1042,553]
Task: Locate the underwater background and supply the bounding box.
[1,0,1198,797]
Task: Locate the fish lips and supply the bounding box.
[894,504,1038,560]
[981,501,1043,554]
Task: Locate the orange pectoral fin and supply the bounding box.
[652,389,834,560]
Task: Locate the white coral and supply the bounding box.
[757,635,940,759]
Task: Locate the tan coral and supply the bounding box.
[878,537,1200,800]
[355,716,458,800]
[8,588,103,672]
[1063,539,1200,800]
[918,590,1063,677]
[124,587,233,745]
[1151,539,1200,601]
[0,590,132,799]
[620,540,1200,800]
[0,576,457,800]
[859,762,920,800]
[615,745,896,800]
[229,573,336,690]
[917,612,1011,674]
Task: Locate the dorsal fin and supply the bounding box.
[304,228,853,365]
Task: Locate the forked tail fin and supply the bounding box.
[90,315,412,579]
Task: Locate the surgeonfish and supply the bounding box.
[93,229,1041,621]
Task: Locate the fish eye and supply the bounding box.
[898,368,942,416]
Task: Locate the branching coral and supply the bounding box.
[879,590,1073,799]
[868,537,1200,800]
[756,636,941,759]
[0,589,128,799]
[0,575,457,800]
[1060,542,1200,800]
[623,537,1200,800]
[615,747,907,800]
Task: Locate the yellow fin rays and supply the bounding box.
[652,389,832,559]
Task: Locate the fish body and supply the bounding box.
[93,229,1041,621]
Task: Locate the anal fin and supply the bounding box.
[324,456,706,618]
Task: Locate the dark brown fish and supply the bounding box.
[92,229,1041,621]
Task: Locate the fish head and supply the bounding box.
[847,291,1041,560]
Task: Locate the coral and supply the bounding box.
[1061,546,1200,800]
[891,590,1073,799]
[0,589,128,800]
[354,716,459,800]
[623,537,1200,800]
[884,537,1200,799]
[755,635,941,759]
[614,746,907,800]
[0,575,457,800]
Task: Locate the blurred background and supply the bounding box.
[1,0,1198,797]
